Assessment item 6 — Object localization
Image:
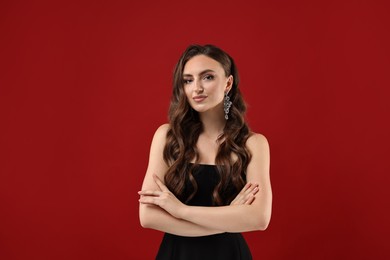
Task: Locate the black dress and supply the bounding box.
[156,164,252,260]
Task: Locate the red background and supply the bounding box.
[1,0,389,259]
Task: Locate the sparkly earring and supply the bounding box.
[224,92,232,120]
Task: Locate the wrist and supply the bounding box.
[178,205,190,220]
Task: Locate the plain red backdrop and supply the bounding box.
[1,0,389,259]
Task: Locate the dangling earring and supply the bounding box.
[224,92,232,120]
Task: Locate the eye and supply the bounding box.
[183,79,193,84]
[203,74,214,81]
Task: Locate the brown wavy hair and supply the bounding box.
[163,44,252,205]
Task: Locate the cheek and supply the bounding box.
[183,86,191,98]
[215,92,225,103]
[183,87,194,104]
[207,82,225,100]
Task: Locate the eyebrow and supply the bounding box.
[183,69,216,78]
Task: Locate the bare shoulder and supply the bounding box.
[142,124,170,188]
[152,123,170,144]
[245,132,271,181]
[148,123,170,165]
[246,132,270,154]
[155,123,170,136]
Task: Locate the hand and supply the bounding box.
[230,182,259,206]
[138,174,187,219]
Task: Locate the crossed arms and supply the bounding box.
[138,124,272,237]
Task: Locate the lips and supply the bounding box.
[193,95,207,102]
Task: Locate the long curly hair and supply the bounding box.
[163,44,252,206]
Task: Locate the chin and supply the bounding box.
[190,104,207,113]
[191,107,208,113]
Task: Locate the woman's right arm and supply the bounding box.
[139,124,223,237]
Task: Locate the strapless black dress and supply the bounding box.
[156,164,252,260]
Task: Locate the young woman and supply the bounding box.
[139,44,272,259]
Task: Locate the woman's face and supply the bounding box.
[182,55,232,115]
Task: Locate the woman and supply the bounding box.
[139,44,272,259]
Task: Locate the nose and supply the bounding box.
[194,79,204,93]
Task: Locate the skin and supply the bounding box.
[139,55,272,236]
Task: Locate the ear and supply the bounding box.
[225,75,233,93]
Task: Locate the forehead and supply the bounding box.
[183,55,224,75]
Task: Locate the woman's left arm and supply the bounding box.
[139,134,272,233]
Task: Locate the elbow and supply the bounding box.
[139,214,150,229]
[255,220,269,231]
[253,214,271,231]
[139,205,154,229]
[140,218,152,229]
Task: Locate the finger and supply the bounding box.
[138,190,162,196]
[231,183,258,205]
[230,198,238,205]
[237,183,253,199]
[231,191,245,205]
[241,182,252,193]
[244,185,258,195]
[244,184,258,196]
[244,195,255,205]
[139,196,156,204]
[242,186,259,202]
[231,183,253,205]
[153,174,169,192]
